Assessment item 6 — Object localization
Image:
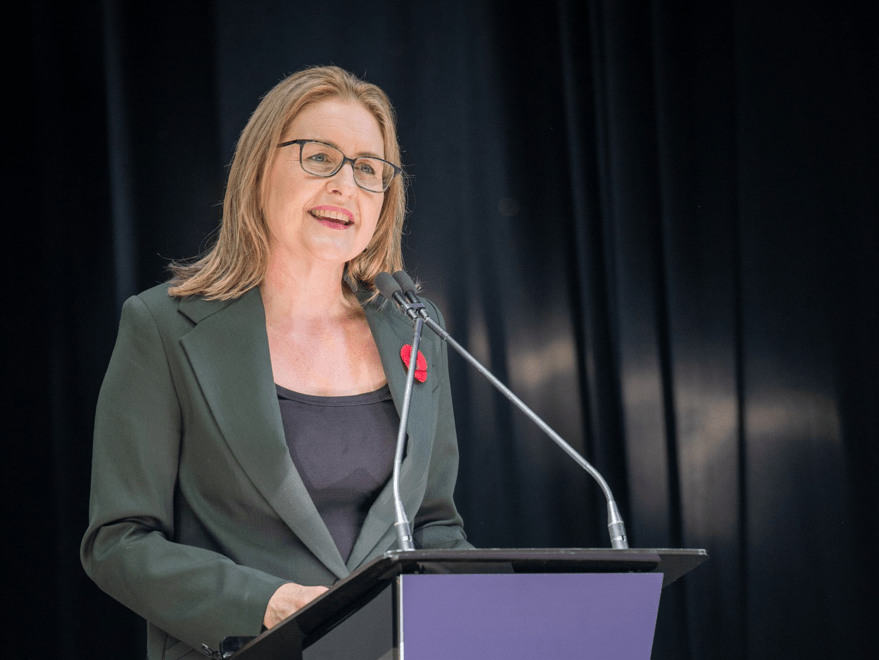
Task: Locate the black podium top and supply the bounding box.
[229,548,707,659]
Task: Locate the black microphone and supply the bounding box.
[391,271,426,312]
[388,270,628,550]
[374,272,424,321]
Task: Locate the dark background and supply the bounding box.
[8,0,878,658]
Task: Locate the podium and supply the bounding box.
[226,548,707,660]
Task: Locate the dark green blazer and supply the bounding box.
[81,284,470,659]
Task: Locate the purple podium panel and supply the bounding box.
[400,572,663,660]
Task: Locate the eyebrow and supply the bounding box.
[313,138,384,160]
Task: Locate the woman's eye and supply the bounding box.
[357,162,377,175]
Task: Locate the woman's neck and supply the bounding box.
[261,254,358,325]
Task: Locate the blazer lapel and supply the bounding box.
[345,301,441,569]
[178,288,349,580]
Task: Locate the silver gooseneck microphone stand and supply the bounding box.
[374,272,426,551]
[389,271,629,550]
[391,314,423,551]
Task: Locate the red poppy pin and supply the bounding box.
[400,344,428,383]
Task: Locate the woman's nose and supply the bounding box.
[326,161,359,195]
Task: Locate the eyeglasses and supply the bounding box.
[277,139,402,193]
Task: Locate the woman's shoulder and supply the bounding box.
[130,282,257,321]
[111,283,183,340]
[116,284,244,341]
[133,282,176,309]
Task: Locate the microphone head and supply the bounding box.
[392,270,418,294]
[374,272,402,300]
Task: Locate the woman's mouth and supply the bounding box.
[309,206,354,229]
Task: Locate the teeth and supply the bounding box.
[310,209,351,224]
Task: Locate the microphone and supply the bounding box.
[391,271,428,316]
[375,272,425,321]
[373,272,423,551]
[386,270,629,550]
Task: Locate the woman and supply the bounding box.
[81,66,470,659]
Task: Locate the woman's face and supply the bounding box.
[263,98,386,271]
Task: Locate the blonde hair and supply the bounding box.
[168,65,406,300]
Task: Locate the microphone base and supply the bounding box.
[394,521,415,551]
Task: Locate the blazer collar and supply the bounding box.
[177,288,440,579]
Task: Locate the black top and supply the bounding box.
[275,383,398,562]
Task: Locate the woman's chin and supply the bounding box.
[272,238,366,271]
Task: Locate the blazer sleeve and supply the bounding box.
[411,299,474,550]
[80,295,287,653]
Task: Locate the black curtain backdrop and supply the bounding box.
[9,0,878,658]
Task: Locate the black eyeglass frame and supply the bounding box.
[277,139,402,193]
